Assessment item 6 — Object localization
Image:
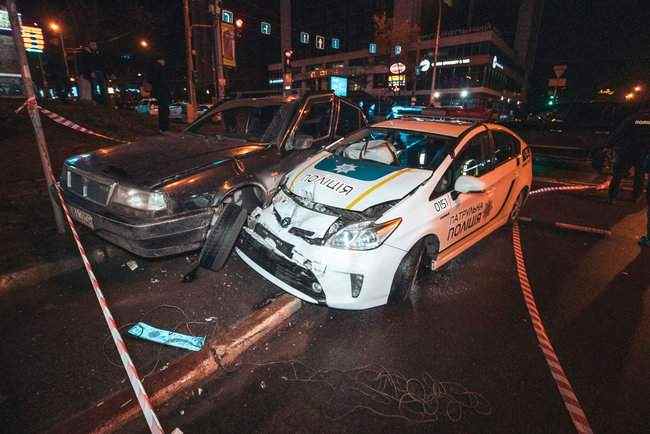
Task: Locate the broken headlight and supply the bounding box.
[326,218,401,251]
[111,186,167,211]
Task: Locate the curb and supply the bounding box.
[0,243,125,296]
[48,294,302,434]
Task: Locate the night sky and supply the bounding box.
[16,0,650,106]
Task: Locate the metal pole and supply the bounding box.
[280,0,292,96]
[183,0,198,122]
[213,0,225,102]
[59,32,70,77]
[428,0,442,106]
[7,0,66,234]
[38,54,49,98]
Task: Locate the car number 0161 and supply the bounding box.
[432,194,452,214]
[69,206,94,229]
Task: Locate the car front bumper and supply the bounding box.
[62,190,213,257]
[236,225,406,310]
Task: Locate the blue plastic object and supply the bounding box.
[127,322,205,352]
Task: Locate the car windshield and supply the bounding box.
[186,101,295,143]
[329,127,455,172]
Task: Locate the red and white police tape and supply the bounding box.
[512,223,593,434]
[16,99,128,143]
[529,179,610,196]
[51,178,164,434]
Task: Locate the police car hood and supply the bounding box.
[286,154,431,212]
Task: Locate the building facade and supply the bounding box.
[269,0,543,111]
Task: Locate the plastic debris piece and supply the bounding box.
[125,260,138,271]
[171,429,184,434]
[259,381,267,390]
[150,277,160,284]
[127,322,205,352]
[205,316,217,322]
[179,410,185,416]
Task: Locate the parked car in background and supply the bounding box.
[59,91,367,257]
[169,102,213,122]
[519,101,632,172]
[135,98,159,116]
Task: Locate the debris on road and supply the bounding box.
[127,322,205,351]
[150,277,160,284]
[125,260,138,271]
[171,428,184,434]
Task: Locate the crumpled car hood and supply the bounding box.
[65,132,267,188]
[286,154,431,212]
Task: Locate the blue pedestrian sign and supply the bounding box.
[331,38,340,49]
[394,44,402,55]
[300,32,310,44]
[261,21,271,35]
[369,43,377,54]
[221,9,234,24]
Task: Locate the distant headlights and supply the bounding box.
[326,218,401,251]
[111,186,168,211]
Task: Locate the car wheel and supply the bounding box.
[387,241,425,305]
[199,203,247,271]
[223,187,261,212]
[509,190,526,223]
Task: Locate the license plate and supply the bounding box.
[69,206,94,229]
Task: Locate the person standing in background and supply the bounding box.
[146,56,171,133]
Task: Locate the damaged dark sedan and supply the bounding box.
[60,92,367,257]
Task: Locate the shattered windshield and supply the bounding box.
[329,127,455,172]
[186,101,295,143]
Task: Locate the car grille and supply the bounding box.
[64,168,115,206]
[238,230,325,303]
[253,223,294,258]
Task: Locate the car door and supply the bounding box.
[435,129,494,252]
[334,100,366,138]
[482,128,521,219]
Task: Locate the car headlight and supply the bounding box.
[326,218,401,250]
[111,186,167,211]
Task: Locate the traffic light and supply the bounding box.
[283,49,293,70]
[547,94,556,106]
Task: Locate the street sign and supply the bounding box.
[368,42,377,54]
[389,62,406,74]
[21,25,44,53]
[394,45,402,55]
[331,38,340,49]
[221,9,233,24]
[553,64,567,78]
[492,55,503,69]
[315,35,325,50]
[260,21,271,35]
[548,78,567,88]
[300,32,310,44]
[419,59,431,72]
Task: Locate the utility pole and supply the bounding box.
[7,0,65,234]
[183,0,198,122]
[58,32,70,78]
[280,0,292,96]
[428,0,443,106]
[213,0,225,103]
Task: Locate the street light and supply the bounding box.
[625,92,635,100]
[235,18,244,28]
[139,39,149,48]
[48,21,69,78]
[634,84,643,92]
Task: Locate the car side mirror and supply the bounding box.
[454,175,486,194]
[291,134,314,150]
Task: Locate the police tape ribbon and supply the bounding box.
[38,106,129,143]
[512,223,593,434]
[51,179,164,434]
[529,180,610,196]
[14,96,37,114]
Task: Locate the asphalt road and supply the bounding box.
[1,147,648,434]
[147,171,649,434]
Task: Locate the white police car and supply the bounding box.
[235,117,533,309]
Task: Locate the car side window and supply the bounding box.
[492,130,520,166]
[336,101,361,137]
[295,99,333,141]
[434,131,492,194]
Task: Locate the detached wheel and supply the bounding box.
[509,190,526,223]
[388,241,425,305]
[199,203,247,271]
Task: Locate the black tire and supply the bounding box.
[199,203,247,271]
[387,241,425,305]
[509,190,526,223]
[223,187,261,212]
